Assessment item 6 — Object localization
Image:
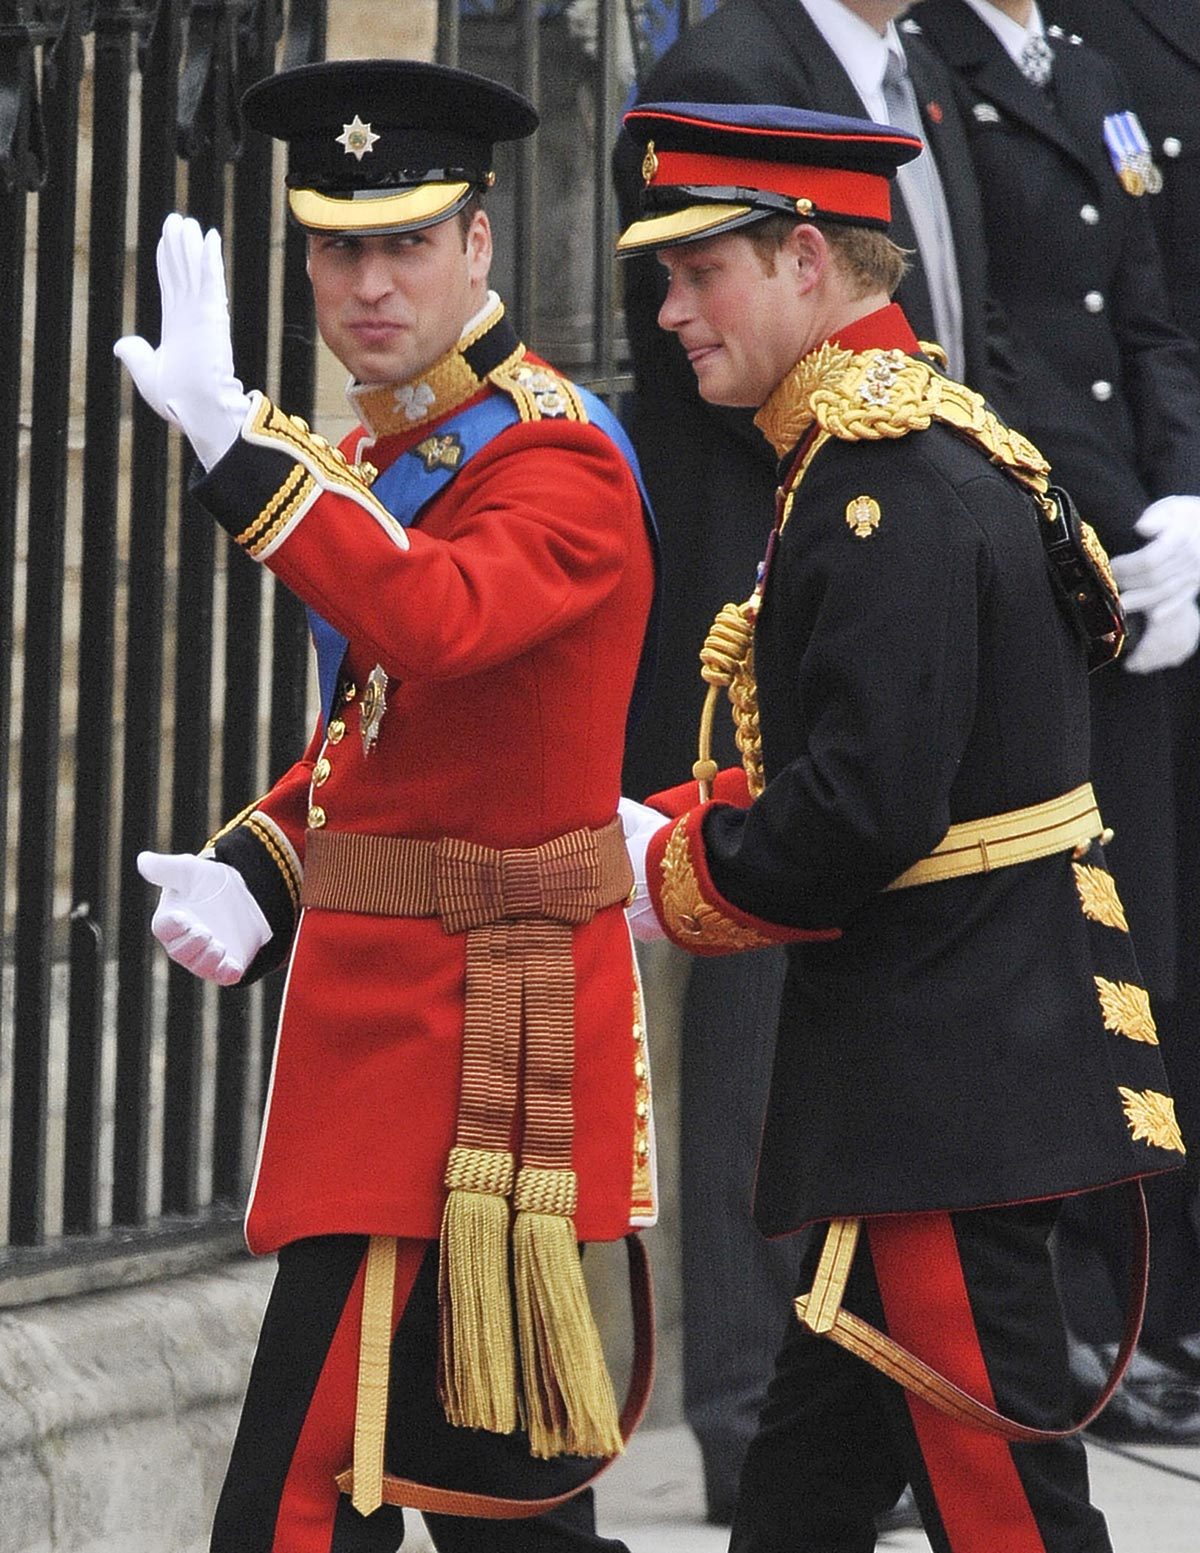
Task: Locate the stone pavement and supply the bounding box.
[398,1423,1200,1552]
[399,1419,1200,1550]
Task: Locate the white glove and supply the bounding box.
[618,796,671,943]
[114,213,250,470]
[1122,597,1200,674]
[1109,495,1200,617]
[137,850,270,986]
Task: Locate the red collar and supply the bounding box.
[825,302,919,357]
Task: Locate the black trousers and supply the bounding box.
[732,1201,1113,1553]
[679,946,805,1516]
[211,1236,629,1553]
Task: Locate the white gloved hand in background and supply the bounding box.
[1121,597,1200,675]
[137,850,270,986]
[1110,495,1200,618]
[618,796,671,943]
[114,213,250,470]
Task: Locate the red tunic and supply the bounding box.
[194,323,656,1253]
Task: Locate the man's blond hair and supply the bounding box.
[745,214,909,298]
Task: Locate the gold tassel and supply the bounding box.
[437,1145,518,1435]
[513,1165,623,1460]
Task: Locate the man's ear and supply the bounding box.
[466,208,493,284]
[783,221,829,296]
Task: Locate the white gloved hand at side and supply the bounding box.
[618,796,671,943]
[1110,495,1200,617]
[1122,597,1200,674]
[114,213,250,470]
[137,850,270,985]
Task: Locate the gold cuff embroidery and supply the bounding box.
[242,396,410,554]
[1095,976,1158,1044]
[246,812,302,913]
[1118,1087,1185,1154]
[1073,864,1129,932]
[658,817,778,952]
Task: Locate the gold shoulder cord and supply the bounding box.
[693,432,829,802]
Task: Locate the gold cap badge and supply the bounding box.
[336,115,380,161]
[641,140,658,185]
[845,494,882,539]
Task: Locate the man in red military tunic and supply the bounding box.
[615,101,1185,1551]
[116,59,656,1553]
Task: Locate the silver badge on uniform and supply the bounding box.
[360,663,389,756]
[1103,111,1163,197]
[973,102,1001,125]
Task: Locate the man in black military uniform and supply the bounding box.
[611,3,1020,1519]
[919,0,1200,1443]
[615,97,1185,1551]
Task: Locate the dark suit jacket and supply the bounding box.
[1050,0,1200,345]
[614,0,1018,797]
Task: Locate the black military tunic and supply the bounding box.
[646,303,1184,1238]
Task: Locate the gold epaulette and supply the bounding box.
[488,352,588,424]
[756,346,1051,495]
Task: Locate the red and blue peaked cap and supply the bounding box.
[617,101,923,255]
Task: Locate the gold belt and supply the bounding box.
[886,782,1104,891]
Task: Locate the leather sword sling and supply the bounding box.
[796,1183,1148,1442]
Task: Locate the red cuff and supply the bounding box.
[646,766,751,820]
[646,804,841,956]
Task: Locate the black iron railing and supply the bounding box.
[0,0,703,1300]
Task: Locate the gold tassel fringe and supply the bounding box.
[513,1166,623,1460]
[437,1145,518,1435]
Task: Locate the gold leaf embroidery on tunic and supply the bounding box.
[1094,976,1158,1044]
[1117,1087,1186,1154]
[658,819,776,951]
[1073,864,1129,932]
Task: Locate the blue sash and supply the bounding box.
[308,389,659,730]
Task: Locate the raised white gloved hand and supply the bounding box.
[1122,597,1200,675]
[114,213,250,470]
[1110,495,1200,618]
[618,796,671,943]
[137,850,270,986]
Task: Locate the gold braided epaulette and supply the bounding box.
[756,346,1051,494]
[488,352,588,425]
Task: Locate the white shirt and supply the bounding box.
[959,0,1047,66]
[796,0,907,123]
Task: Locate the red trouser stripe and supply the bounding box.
[273,1238,425,1552]
[867,1214,1047,1553]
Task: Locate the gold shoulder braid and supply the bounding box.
[698,346,1116,798]
[488,353,588,423]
